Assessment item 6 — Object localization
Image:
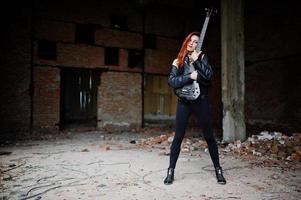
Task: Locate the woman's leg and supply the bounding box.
[194,98,226,184]
[168,101,191,169]
[193,98,220,168]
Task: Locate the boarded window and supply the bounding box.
[144,75,177,116]
[61,68,99,128]
[128,49,143,68]
[105,47,119,65]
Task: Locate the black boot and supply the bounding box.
[164,168,174,185]
[215,167,226,185]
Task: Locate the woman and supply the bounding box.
[164,32,226,185]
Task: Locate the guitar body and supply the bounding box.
[175,80,200,101]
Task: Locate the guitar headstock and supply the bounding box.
[205,8,218,17]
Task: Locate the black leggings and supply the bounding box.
[169,97,220,169]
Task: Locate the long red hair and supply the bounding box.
[176,32,200,68]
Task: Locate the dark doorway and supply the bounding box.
[60,68,99,129]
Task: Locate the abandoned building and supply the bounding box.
[0,0,300,141]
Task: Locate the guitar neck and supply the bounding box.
[195,16,210,53]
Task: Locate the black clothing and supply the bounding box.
[215,167,227,184]
[168,55,213,102]
[168,96,220,169]
[164,168,174,185]
[167,54,220,169]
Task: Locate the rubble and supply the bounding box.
[138,132,173,147]
[222,131,300,158]
[220,131,301,169]
[100,144,111,151]
[136,130,301,170]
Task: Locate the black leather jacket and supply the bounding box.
[168,54,213,98]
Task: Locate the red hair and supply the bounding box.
[176,32,200,68]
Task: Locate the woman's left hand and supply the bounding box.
[189,50,202,62]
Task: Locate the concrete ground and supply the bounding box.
[0,130,300,200]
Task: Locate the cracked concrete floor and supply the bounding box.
[0,131,300,200]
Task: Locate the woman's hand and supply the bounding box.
[189,50,202,62]
[190,71,198,80]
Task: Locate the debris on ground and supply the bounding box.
[135,130,301,170]
[220,131,301,170]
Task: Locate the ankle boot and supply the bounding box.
[215,167,226,184]
[164,168,174,185]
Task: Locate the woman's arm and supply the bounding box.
[168,59,192,89]
[192,54,213,84]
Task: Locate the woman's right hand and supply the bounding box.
[190,71,198,80]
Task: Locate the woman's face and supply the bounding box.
[187,35,199,52]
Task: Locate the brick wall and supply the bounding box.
[33,67,60,130]
[145,37,180,74]
[98,72,142,130]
